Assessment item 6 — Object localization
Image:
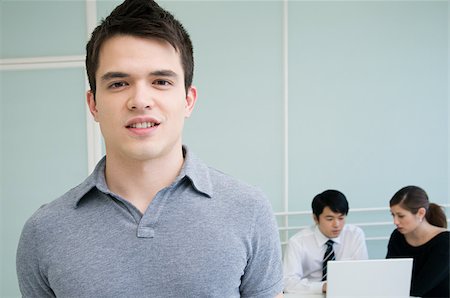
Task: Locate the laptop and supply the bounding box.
[327,258,413,298]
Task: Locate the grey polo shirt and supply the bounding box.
[17,147,283,297]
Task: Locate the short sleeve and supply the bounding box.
[16,216,55,297]
[239,196,283,298]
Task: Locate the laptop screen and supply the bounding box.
[327,258,413,298]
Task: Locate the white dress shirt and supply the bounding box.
[283,224,368,294]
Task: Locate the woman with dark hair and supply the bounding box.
[387,185,449,298]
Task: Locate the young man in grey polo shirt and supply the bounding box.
[16,0,283,297]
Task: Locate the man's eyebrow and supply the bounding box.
[101,72,129,82]
[100,70,178,82]
[150,69,178,78]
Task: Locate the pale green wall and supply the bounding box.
[288,0,448,209]
[1,1,86,57]
[1,1,448,297]
[286,0,449,254]
[1,1,89,297]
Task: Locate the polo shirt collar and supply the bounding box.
[179,146,213,198]
[72,156,107,208]
[73,146,212,208]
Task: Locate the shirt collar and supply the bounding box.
[178,146,213,198]
[72,156,107,208]
[73,145,212,208]
[314,224,343,246]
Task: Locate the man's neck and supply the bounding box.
[104,147,185,214]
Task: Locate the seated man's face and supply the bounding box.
[314,206,346,238]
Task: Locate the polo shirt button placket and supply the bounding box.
[137,226,155,238]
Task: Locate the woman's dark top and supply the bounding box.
[386,229,449,298]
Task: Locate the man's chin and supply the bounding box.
[330,231,341,238]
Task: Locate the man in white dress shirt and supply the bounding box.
[283,189,368,294]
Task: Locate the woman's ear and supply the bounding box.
[417,207,427,221]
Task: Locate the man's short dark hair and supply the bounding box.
[312,189,349,218]
[85,0,194,97]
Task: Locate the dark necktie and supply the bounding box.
[322,239,335,281]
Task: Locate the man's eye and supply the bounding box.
[109,81,128,89]
[154,79,171,86]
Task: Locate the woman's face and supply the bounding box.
[390,204,423,234]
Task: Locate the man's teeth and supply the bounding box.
[129,122,156,128]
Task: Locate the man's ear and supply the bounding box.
[313,214,319,225]
[86,90,99,122]
[184,85,197,118]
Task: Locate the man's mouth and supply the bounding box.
[127,122,158,129]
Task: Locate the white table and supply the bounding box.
[283,294,325,298]
[283,294,418,298]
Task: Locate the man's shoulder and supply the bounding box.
[25,180,94,228]
[185,148,268,205]
[207,166,268,203]
[198,165,277,227]
[340,224,366,243]
[209,166,261,190]
[341,224,365,238]
[343,223,364,234]
[289,226,316,242]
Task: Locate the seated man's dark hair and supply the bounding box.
[312,189,349,218]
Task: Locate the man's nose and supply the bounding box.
[127,84,154,110]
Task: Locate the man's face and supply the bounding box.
[314,206,346,238]
[87,35,196,162]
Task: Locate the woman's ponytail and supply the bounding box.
[426,203,448,228]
